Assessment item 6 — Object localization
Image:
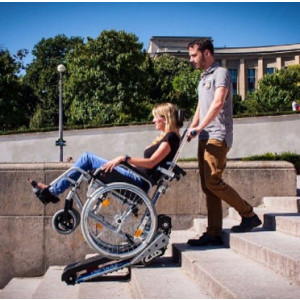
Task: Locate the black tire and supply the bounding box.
[52,209,80,234]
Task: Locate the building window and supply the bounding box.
[247,69,255,93]
[229,69,238,95]
[216,59,222,66]
[266,67,275,74]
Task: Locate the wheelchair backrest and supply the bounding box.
[177,109,184,128]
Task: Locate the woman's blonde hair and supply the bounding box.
[150,102,181,146]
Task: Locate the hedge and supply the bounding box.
[242,152,300,174]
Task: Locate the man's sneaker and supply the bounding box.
[187,232,223,246]
[231,214,262,233]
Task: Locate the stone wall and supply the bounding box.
[1,114,299,163]
[0,161,296,287]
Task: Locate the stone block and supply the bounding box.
[0,216,45,288]
[0,161,296,287]
[44,217,91,267]
[0,164,44,216]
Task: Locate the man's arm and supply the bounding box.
[190,100,200,128]
[188,86,228,138]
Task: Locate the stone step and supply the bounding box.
[167,229,198,255]
[131,258,211,299]
[192,217,245,239]
[229,206,300,237]
[74,253,134,298]
[32,266,79,299]
[262,196,300,212]
[270,213,300,237]
[194,218,300,283]
[0,277,42,299]
[230,229,300,284]
[70,231,199,298]
[32,265,135,299]
[4,223,300,299]
[173,243,300,299]
[77,279,133,299]
[128,229,210,298]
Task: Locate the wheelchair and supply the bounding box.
[50,114,191,284]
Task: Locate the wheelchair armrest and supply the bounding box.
[171,163,187,177]
[157,162,186,181]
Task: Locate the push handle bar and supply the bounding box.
[187,129,197,142]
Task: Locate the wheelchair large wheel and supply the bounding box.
[81,182,157,260]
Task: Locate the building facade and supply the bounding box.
[147,36,300,99]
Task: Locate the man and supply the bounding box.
[292,100,298,111]
[187,39,262,246]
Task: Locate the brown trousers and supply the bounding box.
[198,139,254,236]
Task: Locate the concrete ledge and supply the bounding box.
[157,160,296,224]
[0,161,296,288]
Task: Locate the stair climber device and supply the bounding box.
[62,215,172,285]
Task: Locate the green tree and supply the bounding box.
[253,65,300,112]
[172,68,201,117]
[151,54,192,105]
[64,30,153,126]
[24,35,84,128]
[0,49,37,130]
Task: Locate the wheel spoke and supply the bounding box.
[81,183,157,259]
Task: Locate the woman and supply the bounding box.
[29,103,182,204]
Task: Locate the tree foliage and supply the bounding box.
[151,54,192,104]
[246,65,300,113]
[64,30,153,126]
[232,94,247,115]
[0,49,37,130]
[172,67,201,117]
[3,30,299,133]
[24,35,84,128]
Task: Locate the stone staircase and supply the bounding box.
[1,195,300,299]
[176,196,300,298]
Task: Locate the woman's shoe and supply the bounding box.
[28,179,60,204]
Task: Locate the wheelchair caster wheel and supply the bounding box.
[52,209,80,235]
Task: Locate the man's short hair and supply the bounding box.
[188,39,214,56]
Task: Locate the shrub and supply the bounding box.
[243,152,300,174]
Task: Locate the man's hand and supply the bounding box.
[187,127,200,141]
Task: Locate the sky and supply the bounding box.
[0,2,300,67]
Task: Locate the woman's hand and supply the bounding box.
[101,156,125,173]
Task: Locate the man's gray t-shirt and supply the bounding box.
[198,62,233,148]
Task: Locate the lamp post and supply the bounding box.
[56,64,66,162]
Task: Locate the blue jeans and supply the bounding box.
[49,151,145,196]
